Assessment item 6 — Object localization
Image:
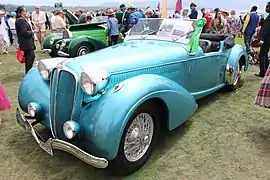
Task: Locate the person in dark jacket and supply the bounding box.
[256,2,270,77]
[76,9,87,24]
[15,6,36,74]
[189,3,198,19]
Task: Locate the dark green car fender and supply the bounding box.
[68,36,108,57]
[43,33,63,57]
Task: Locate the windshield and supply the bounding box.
[128,18,197,42]
[92,16,108,22]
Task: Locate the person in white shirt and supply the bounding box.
[31,6,46,50]
[54,11,66,33]
[50,10,57,33]
[8,12,18,50]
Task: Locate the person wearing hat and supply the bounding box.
[106,8,119,46]
[7,11,18,49]
[255,2,270,77]
[126,4,145,31]
[54,11,67,33]
[31,6,46,50]
[189,3,198,19]
[145,8,159,18]
[116,4,126,25]
[222,11,230,34]
[15,6,36,74]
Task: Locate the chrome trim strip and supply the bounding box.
[57,51,69,57]
[16,109,108,168]
[43,49,52,53]
[61,67,79,120]
[49,69,56,138]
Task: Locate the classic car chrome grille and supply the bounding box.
[50,68,77,139]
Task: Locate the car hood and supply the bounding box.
[64,40,189,75]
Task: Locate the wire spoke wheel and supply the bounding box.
[124,113,154,162]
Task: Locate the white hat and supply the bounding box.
[0,10,5,15]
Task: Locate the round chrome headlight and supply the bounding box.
[63,121,80,139]
[80,70,109,96]
[61,40,66,47]
[80,72,95,96]
[50,38,54,45]
[56,44,60,50]
[38,61,50,80]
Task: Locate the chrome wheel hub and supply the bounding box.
[124,113,154,162]
[78,48,88,56]
[233,65,241,86]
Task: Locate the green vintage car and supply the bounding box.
[43,12,123,58]
[43,9,77,57]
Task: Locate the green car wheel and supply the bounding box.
[76,43,93,57]
[49,49,58,58]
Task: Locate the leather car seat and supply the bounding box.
[199,39,212,53]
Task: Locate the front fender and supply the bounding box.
[43,33,63,49]
[227,44,249,71]
[18,67,50,128]
[78,74,197,160]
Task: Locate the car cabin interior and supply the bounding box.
[198,34,235,53]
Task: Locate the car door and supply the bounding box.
[187,50,225,98]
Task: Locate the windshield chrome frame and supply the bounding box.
[126,18,197,43]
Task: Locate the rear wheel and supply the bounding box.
[226,62,242,91]
[110,102,161,175]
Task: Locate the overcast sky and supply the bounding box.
[1,0,269,12]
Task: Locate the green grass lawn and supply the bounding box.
[1,39,270,180]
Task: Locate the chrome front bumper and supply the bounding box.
[16,108,108,169]
[43,49,52,53]
[57,51,69,57]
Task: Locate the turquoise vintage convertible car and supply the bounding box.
[16,18,248,175]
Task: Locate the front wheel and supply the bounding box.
[110,102,161,175]
[76,43,92,57]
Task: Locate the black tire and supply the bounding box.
[49,51,57,58]
[226,62,242,91]
[76,43,92,57]
[109,101,161,175]
[49,48,58,58]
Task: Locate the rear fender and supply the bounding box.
[78,74,197,160]
[227,44,249,71]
